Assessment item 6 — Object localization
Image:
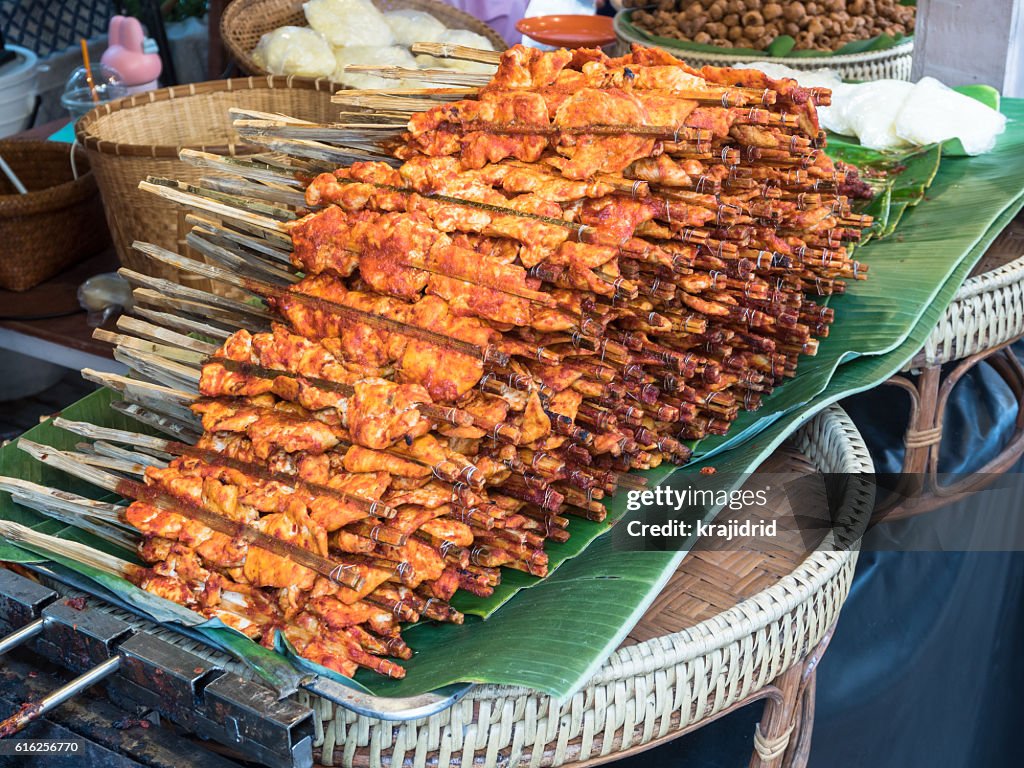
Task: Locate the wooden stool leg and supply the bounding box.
[751,623,837,768]
[781,667,816,768]
[879,339,1024,520]
[875,364,942,517]
[750,661,802,768]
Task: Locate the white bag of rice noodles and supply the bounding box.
[304,0,394,48]
[384,9,448,46]
[252,26,336,78]
[438,28,495,52]
[894,77,1007,156]
[839,80,915,151]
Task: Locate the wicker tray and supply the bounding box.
[221,0,507,77]
[0,140,110,292]
[614,13,914,81]
[75,77,343,287]
[295,404,871,768]
[909,215,1024,369]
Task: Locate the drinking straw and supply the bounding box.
[0,154,28,195]
[80,38,99,103]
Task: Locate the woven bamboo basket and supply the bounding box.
[0,140,109,292]
[614,13,914,81]
[290,404,871,768]
[221,0,507,77]
[75,77,343,287]
[910,217,1024,369]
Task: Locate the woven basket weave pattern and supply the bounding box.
[0,140,109,291]
[914,250,1024,368]
[291,405,870,768]
[221,0,507,77]
[75,77,342,285]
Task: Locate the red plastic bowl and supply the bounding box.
[515,15,617,48]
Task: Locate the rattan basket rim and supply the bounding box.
[468,404,870,699]
[615,13,914,66]
[910,243,1024,369]
[74,75,344,157]
[954,252,1024,301]
[220,0,508,78]
[0,140,96,218]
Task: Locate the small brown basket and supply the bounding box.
[221,0,507,77]
[75,77,343,286]
[0,140,110,292]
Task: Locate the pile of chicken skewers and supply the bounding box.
[44,45,874,681]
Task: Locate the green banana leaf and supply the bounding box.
[2,101,1021,702]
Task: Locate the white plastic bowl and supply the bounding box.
[0,44,40,138]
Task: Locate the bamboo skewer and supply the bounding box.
[17,440,370,591]
[132,241,511,366]
[115,316,219,354]
[0,520,141,580]
[131,290,260,335]
[187,214,294,263]
[236,118,715,144]
[409,42,501,65]
[120,267,273,321]
[95,329,208,364]
[89,440,168,469]
[53,419,401,520]
[178,149,305,188]
[343,65,491,87]
[110,401,202,443]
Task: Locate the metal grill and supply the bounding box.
[0,567,315,768]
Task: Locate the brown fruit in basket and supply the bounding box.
[763,3,783,21]
[694,30,712,43]
[784,2,807,22]
[741,10,763,26]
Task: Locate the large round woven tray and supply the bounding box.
[614,13,914,81]
[295,404,871,767]
[221,0,507,77]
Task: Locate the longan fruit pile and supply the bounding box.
[630,0,915,52]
